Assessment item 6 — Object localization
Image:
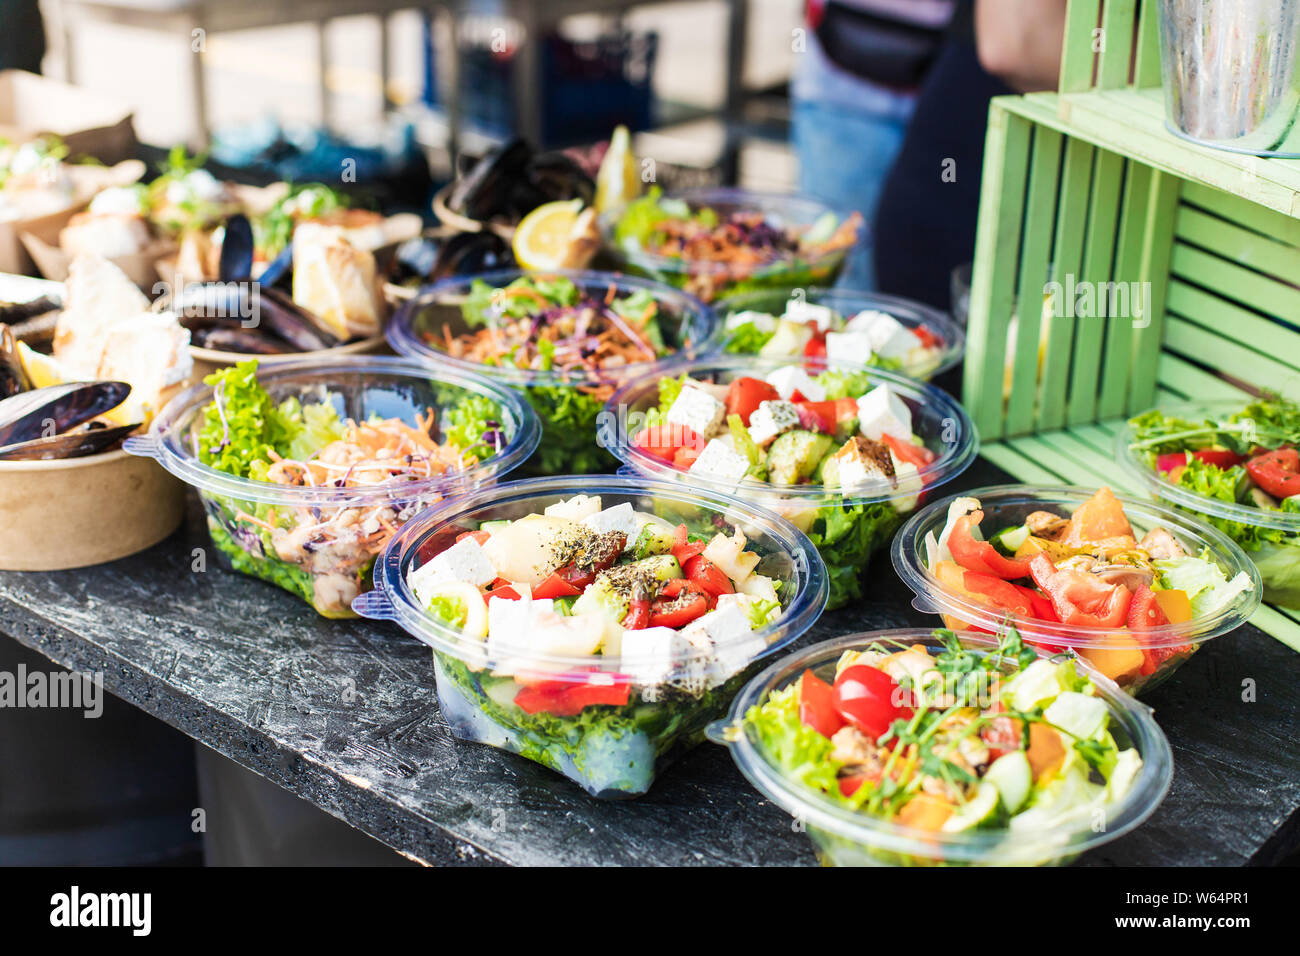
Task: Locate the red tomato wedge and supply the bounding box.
[623,596,650,630]
[947,512,1035,579]
[798,670,845,738]
[913,325,942,349]
[533,573,581,599]
[514,677,631,716]
[635,424,697,462]
[672,444,703,469]
[724,377,780,426]
[1156,451,1189,474]
[1128,583,1169,630]
[683,554,734,597]
[881,432,936,470]
[1192,448,1244,469]
[832,665,913,738]
[1246,448,1300,499]
[803,335,827,361]
[670,523,706,564]
[1029,553,1132,628]
[648,578,710,628]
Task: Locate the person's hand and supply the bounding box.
[974,0,1068,92]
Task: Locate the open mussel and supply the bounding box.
[387,231,514,287]
[1,325,33,399]
[168,280,340,352]
[0,380,137,460]
[449,139,594,224]
[190,326,294,354]
[218,213,256,282]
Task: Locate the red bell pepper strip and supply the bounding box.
[798,669,845,738]
[533,573,581,600]
[1028,553,1132,628]
[670,523,706,565]
[947,512,1035,579]
[683,554,734,597]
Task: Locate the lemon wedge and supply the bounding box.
[594,125,641,214]
[16,341,69,389]
[512,199,586,270]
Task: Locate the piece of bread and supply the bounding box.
[53,254,150,377]
[291,223,383,340]
[95,310,193,426]
[60,212,153,259]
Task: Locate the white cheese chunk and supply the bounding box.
[688,438,751,489]
[684,603,765,685]
[844,308,897,333]
[783,298,837,331]
[765,365,826,402]
[407,535,495,605]
[824,330,877,368]
[725,309,777,334]
[665,384,726,439]
[889,453,924,512]
[621,626,694,694]
[856,383,913,441]
[486,597,554,653]
[544,494,601,520]
[848,309,920,360]
[747,399,801,446]
[836,442,895,494]
[583,502,641,548]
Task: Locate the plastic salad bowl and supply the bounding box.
[125,356,539,617]
[892,485,1262,695]
[386,268,717,475]
[714,286,965,382]
[1118,398,1300,609]
[600,187,863,303]
[604,356,978,610]
[351,474,828,798]
[708,629,1173,867]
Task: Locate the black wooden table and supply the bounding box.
[2,458,1298,866]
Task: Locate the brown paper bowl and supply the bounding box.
[0,448,185,570]
[19,230,175,290]
[188,335,388,381]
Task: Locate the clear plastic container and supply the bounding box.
[600,187,860,303]
[713,286,966,381]
[125,356,540,617]
[893,485,1262,695]
[1117,400,1300,609]
[351,474,829,798]
[708,629,1173,867]
[385,268,717,476]
[604,356,978,610]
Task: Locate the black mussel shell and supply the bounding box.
[527,151,595,205]
[450,138,534,220]
[192,326,295,354]
[0,380,132,449]
[257,287,341,351]
[0,324,33,399]
[219,214,256,281]
[0,295,61,325]
[0,421,140,460]
[431,231,513,282]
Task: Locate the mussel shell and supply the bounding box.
[168,281,338,352]
[0,422,140,460]
[0,295,61,325]
[192,326,294,354]
[450,139,534,220]
[256,244,294,289]
[526,151,595,205]
[430,231,513,282]
[219,213,256,281]
[0,380,131,448]
[0,324,33,399]
[257,287,341,351]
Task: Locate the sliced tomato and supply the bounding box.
[947,512,1035,579]
[1246,448,1300,499]
[623,596,650,630]
[533,572,581,599]
[634,424,686,462]
[881,432,936,469]
[672,443,703,469]
[1138,642,1184,677]
[803,335,827,361]
[838,776,866,797]
[798,669,845,738]
[648,578,709,628]
[980,702,1022,761]
[963,570,1034,616]
[1192,448,1244,470]
[832,665,913,739]
[455,529,491,545]
[514,677,631,716]
[724,376,780,426]
[683,554,734,597]
[913,325,942,349]
[485,581,522,601]
[1157,451,1189,474]
[670,523,706,564]
[1127,583,1169,630]
[1029,553,1132,628]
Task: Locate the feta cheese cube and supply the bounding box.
[725,309,777,334]
[889,453,923,513]
[824,330,877,368]
[848,310,920,360]
[544,494,601,520]
[407,535,495,605]
[688,438,752,489]
[485,597,555,665]
[766,365,826,402]
[665,384,726,439]
[783,298,837,331]
[684,603,766,685]
[856,383,912,441]
[836,443,895,494]
[583,502,640,548]
[844,308,896,333]
[621,626,694,693]
[747,399,801,446]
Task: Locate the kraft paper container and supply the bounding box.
[0,449,185,570]
[20,231,176,290]
[187,335,388,381]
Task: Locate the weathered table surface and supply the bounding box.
[2,458,1298,866]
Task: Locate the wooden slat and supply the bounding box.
[1006,126,1064,436]
[964,103,1031,438]
[1127,169,1179,410]
[1068,148,1125,424]
[1060,0,1103,92]
[1154,353,1251,400]
[1006,433,1116,487]
[1174,206,1300,284]
[1180,180,1300,247]
[1169,244,1300,325]
[1038,136,1095,430]
[1166,280,1300,365]
[1248,606,1300,653]
[1097,161,1153,418]
[1133,0,1162,87]
[1097,0,1137,89]
[978,441,1069,486]
[1162,317,1300,399]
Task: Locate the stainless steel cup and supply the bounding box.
[1157,0,1300,157]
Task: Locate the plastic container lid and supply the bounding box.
[385,267,719,391]
[892,484,1262,650]
[713,286,966,381]
[1117,398,1300,534]
[124,355,541,506]
[599,187,862,283]
[353,474,829,676]
[603,355,979,510]
[709,629,1173,865]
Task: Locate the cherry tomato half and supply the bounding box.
[832,665,913,738]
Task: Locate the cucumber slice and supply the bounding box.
[479,519,512,533]
[992,524,1030,554]
[941,780,1001,832]
[985,751,1032,814]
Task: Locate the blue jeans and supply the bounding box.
[792,45,915,291]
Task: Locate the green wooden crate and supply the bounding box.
[965,0,1300,650]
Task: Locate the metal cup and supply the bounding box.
[1157,0,1300,157]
